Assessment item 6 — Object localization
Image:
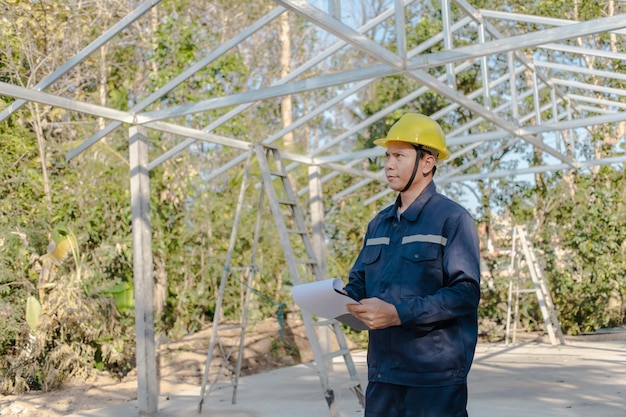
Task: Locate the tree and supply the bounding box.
[537,167,625,333]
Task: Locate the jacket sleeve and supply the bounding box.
[395,211,481,331]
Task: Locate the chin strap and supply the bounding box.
[400,146,422,193]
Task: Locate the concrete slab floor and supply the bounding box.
[63,336,626,417]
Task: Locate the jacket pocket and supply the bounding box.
[362,245,383,296]
[399,242,442,297]
[362,244,382,265]
[401,241,439,262]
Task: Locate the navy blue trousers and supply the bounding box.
[364,382,469,417]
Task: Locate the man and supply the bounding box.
[343,113,481,417]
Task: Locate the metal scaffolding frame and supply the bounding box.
[2,1,625,177]
[2,1,626,415]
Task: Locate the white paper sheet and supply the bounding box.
[291,278,369,331]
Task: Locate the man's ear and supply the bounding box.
[421,154,437,176]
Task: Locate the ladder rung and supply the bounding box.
[323,348,351,359]
[314,318,336,326]
[287,228,307,235]
[296,258,317,265]
[278,199,297,206]
[269,170,287,178]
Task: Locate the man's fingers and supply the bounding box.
[346,303,363,314]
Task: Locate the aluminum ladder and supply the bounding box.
[505,225,565,346]
[197,145,263,413]
[198,143,364,416]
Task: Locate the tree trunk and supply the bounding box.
[29,102,52,207]
[279,12,294,151]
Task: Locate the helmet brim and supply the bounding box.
[373,138,449,160]
[372,138,389,148]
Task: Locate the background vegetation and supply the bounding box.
[1,0,624,394]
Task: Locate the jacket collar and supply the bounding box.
[385,181,437,221]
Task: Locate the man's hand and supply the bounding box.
[346,297,401,329]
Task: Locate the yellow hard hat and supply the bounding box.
[373,113,449,160]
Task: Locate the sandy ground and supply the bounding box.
[0,314,316,417]
[2,322,624,417]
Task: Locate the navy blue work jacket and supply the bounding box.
[344,181,481,388]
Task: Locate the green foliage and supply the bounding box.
[0,232,34,360]
[492,167,626,336]
[1,0,625,396]
[25,296,42,331]
[104,282,134,313]
[0,226,136,394]
[0,123,45,227]
[539,167,626,334]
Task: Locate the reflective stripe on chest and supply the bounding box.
[365,234,447,247]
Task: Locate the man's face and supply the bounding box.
[384,141,418,192]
